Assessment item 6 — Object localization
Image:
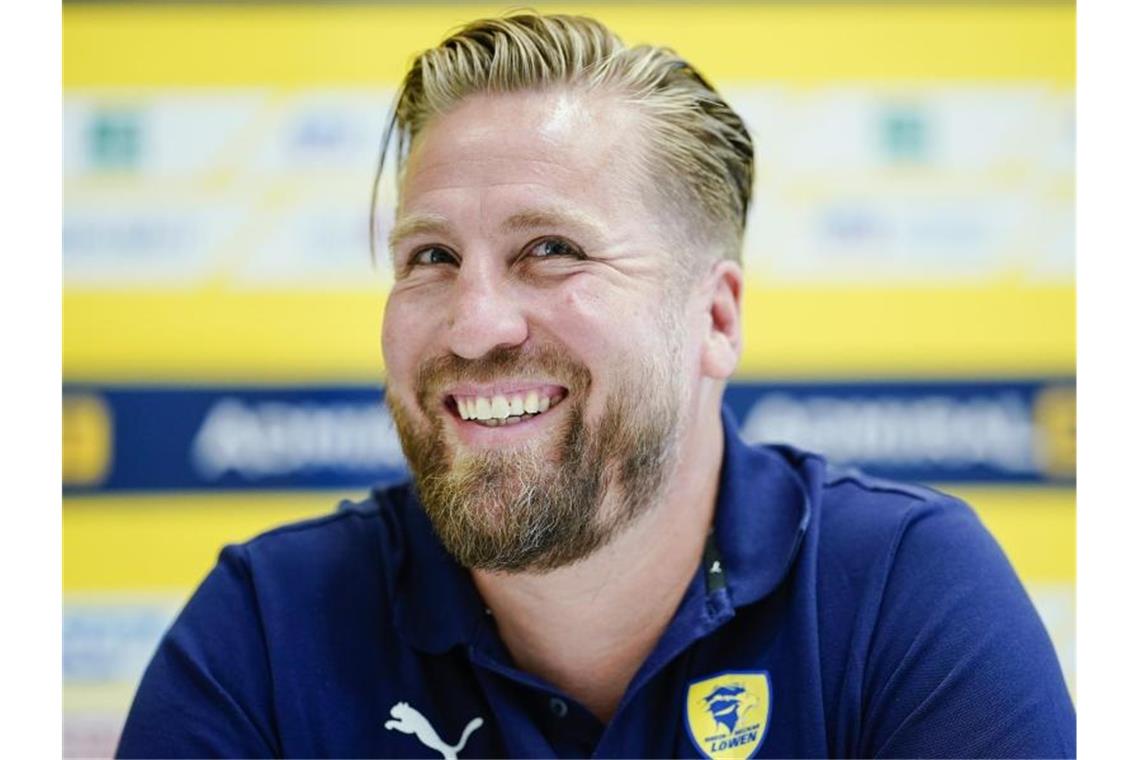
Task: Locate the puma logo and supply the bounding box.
[384,701,484,760]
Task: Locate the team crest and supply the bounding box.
[684,671,771,759]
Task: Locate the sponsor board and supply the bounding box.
[63,386,405,492]
[65,85,1071,289]
[729,379,1075,483]
[62,379,1075,493]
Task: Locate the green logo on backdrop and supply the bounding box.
[88,110,142,170]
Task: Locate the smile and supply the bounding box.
[447,387,568,428]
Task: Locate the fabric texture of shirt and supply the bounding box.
[117,408,1076,758]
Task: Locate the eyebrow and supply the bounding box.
[388,207,606,254]
[387,212,455,253]
[499,208,605,241]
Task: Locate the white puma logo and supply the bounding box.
[384,701,484,760]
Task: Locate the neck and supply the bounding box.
[471,408,725,723]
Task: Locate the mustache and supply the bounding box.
[413,345,592,407]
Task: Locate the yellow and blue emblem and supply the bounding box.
[684,670,771,759]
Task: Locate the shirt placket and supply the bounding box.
[466,614,605,757]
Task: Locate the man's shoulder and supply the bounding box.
[817,460,981,574]
[748,442,980,570]
[225,480,418,584]
[817,460,969,527]
[753,442,969,521]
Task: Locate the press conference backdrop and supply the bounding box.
[62,2,1076,756]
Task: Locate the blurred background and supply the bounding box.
[62,1,1075,756]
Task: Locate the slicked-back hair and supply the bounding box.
[372,12,754,265]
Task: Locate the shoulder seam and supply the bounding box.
[762,443,827,471]
[823,474,942,503]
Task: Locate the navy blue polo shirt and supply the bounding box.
[118,409,1075,758]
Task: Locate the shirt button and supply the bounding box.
[549,697,568,718]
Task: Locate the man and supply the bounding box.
[118,13,1075,759]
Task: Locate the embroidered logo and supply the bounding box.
[384,701,484,760]
[684,671,772,759]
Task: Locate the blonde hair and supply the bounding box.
[372,12,754,264]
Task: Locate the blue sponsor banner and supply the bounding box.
[63,379,1075,494]
[63,385,402,493]
[725,379,1075,485]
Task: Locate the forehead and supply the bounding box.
[397,89,657,227]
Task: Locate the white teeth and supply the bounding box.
[455,390,562,425]
[524,390,540,414]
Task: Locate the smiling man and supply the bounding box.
[118,13,1075,759]
[383,83,718,582]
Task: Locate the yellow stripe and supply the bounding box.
[738,283,1074,378]
[63,493,335,592]
[63,486,1074,592]
[64,289,387,383]
[64,682,146,714]
[64,3,1075,88]
[63,283,1074,382]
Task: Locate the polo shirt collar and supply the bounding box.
[390,403,813,653]
[713,406,813,609]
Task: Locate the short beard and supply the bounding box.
[387,345,683,573]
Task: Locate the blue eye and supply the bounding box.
[528,237,583,259]
[410,246,459,266]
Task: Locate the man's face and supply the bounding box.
[382,89,705,572]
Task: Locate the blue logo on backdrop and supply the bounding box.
[62,386,408,493]
[726,379,1075,484]
[62,379,1075,494]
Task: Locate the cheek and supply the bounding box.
[537,279,673,382]
[538,280,638,361]
[381,292,439,390]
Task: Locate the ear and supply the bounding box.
[700,260,743,380]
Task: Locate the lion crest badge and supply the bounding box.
[684,670,772,759]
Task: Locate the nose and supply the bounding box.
[445,264,529,359]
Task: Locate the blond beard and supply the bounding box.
[387,344,684,573]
